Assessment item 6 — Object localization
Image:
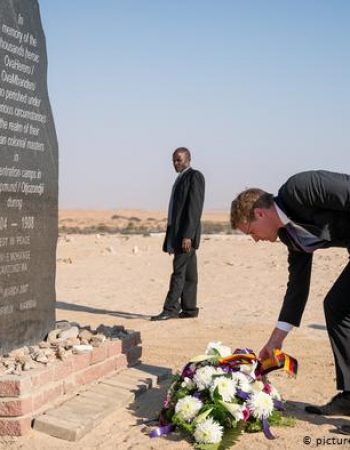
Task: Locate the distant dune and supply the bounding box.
[59,209,232,234]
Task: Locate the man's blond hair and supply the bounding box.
[230,188,274,229]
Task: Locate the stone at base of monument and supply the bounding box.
[0,328,142,436]
[33,364,172,441]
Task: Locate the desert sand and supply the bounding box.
[2,209,350,449]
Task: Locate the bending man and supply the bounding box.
[230,170,350,416]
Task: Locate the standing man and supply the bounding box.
[151,147,205,321]
[230,170,350,416]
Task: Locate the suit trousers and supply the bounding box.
[163,249,199,316]
[324,258,350,390]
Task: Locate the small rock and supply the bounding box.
[23,360,36,371]
[95,325,111,337]
[90,334,106,347]
[33,351,49,364]
[36,355,49,364]
[29,345,39,354]
[118,330,129,338]
[13,364,22,375]
[64,337,80,349]
[132,245,139,254]
[10,348,26,360]
[47,329,61,342]
[56,347,66,360]
[59,326,79,340]
[106,246,116,254]
[44,348,55,357]
[39,341,50,349]
[3,358,16,369]
[55,320,72,331]
[72,344,93,354]
[96,324,125,337]
[14,354,28,365]
[79,329,94,341]
[49,339,64,348]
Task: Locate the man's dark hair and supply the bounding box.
[173,147,191,161]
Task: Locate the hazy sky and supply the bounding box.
[39,0,350,210]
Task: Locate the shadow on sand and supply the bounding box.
[308,323,327,331]
[286,400,350,434]
[56,300,152,320]
[127,369,190,445]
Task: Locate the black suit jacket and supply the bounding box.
[275,170,350,326]
[163,167,205,253]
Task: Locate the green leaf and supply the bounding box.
[194,443,220,450]
[172,413,194,434]
[171,373,182,383]
[245,418,263,433]
[212,386,222,402]
[193,408,213,426]
[210,348,222,357]
[161,407,175,423]
[210,405,231,425]
[267,410,296,427]
[218,426,244,449]
[172,387,194,401]
[274,414,296,427]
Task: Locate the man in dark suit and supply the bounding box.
[230,170,350,416]
[151,147,205,321]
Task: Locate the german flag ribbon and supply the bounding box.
[258,349,298,377]
[218,352,257,367]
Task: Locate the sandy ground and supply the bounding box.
[2,211,350,449]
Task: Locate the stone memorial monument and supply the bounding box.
[0,0,58,353]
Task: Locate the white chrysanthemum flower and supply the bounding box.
[269,384,281,400]
[205,341,232,357]
[181,377,195,390]
[193,366,223,391]
[247,391,274,419]
[175,395,203,422]
[250,380,264,393]
[231,372,252,393]
[239,361,258,379]
[193,417,224,444]
[210,376,236,401]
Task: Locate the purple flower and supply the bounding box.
[181,363,196,379]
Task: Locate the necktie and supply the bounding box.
[284,223,324,253]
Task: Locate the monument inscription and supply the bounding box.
[0,0,58,353]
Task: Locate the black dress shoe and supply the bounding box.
[305,393,350,416]
[178,312,199,319]
[338,425,350,435]
[150,311,179,321]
